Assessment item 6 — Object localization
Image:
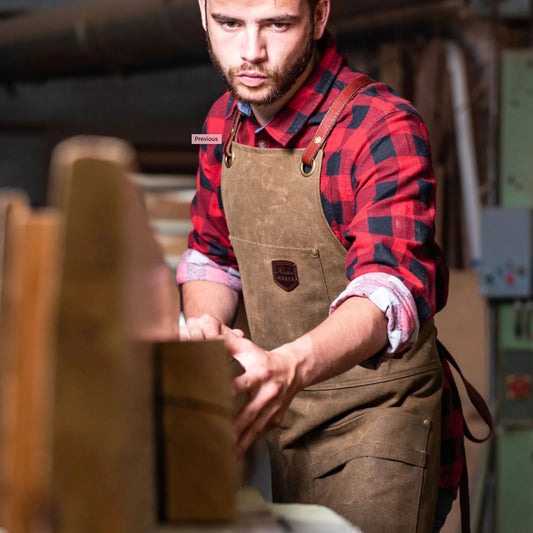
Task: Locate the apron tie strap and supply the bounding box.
[301,74,375,169]
[437,340,494,533]
[437,340,494,443]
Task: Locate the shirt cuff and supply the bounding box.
[176,249,242,293]
[330,273,420,359]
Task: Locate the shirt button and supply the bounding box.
[258,139,268,148]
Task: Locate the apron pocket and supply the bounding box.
[229,236,332,350]
[305,408,433,533]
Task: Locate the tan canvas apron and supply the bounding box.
[220,78,443,533]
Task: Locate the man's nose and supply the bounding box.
[240,28,266,63]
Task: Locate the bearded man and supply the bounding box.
[177,2,464,531]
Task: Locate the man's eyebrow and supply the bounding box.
[211,13,241,23]
[261,15,301,23]
[210,12,301,24]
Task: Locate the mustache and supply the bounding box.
[231,63,271,77]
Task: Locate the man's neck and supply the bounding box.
[250,48,320,126]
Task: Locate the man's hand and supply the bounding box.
[179,313,244,341]
[225,335,303,458]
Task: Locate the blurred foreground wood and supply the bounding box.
[0,137,236,533]
[0,192,60,532]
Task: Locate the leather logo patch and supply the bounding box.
[272,260,299,292]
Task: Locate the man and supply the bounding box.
[177,1,464,531]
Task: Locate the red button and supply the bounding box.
[506,274,516,285]
[506,375,532,400]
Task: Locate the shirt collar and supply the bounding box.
[237,101,273,133]
[226,31,346,146]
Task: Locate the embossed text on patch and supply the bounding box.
[272,260,299,292]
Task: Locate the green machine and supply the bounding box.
[480,50,533,532]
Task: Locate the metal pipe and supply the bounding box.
[446,40,483,269]
[0,0,206,82]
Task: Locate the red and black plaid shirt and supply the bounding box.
[187,31,464,496]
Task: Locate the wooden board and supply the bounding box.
[48,136,161,533]
[0,192,61,533]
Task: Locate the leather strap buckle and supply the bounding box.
[301,74,374,169]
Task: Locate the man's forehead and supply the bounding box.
[206,0,307,15]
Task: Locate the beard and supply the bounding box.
[206,27,315,106]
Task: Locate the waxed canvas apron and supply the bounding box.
[220,81,443,533]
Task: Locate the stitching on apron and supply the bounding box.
[303,362,441,390]
[311,442,429,479]
[230,235,320,251]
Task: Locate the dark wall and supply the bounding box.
[0,63,224,204]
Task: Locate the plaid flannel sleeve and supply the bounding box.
[330,272,420,358]
[340,102,448,328]
[176,248,242,293]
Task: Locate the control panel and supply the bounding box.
[480,207,533,298]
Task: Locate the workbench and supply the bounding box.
[156,487,362,533]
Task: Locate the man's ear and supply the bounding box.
[198,0,207,31]
[313,0,330,40]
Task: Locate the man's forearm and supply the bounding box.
[274,296,388,390]
[229,295,389,455]
[181,280,239,326]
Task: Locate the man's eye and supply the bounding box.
[222,20,238,29]
[272,22,289,31]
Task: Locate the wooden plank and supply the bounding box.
[0,193,31,529]
[0,193,61,533]
[6,212,61,533]
[48,136,162,533]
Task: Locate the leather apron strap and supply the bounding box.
[301,74,374,169]
[223,75,375,172]
[437,341,494,443]
[437,341,494,533]
[223,109,243,167]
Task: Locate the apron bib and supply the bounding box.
[221,78,443,533]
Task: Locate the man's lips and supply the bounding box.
[237,72,268,87]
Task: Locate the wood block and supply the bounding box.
[156,341,238,523]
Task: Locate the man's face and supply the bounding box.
[201,0,320,107]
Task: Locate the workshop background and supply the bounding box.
[0,1,532,532]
